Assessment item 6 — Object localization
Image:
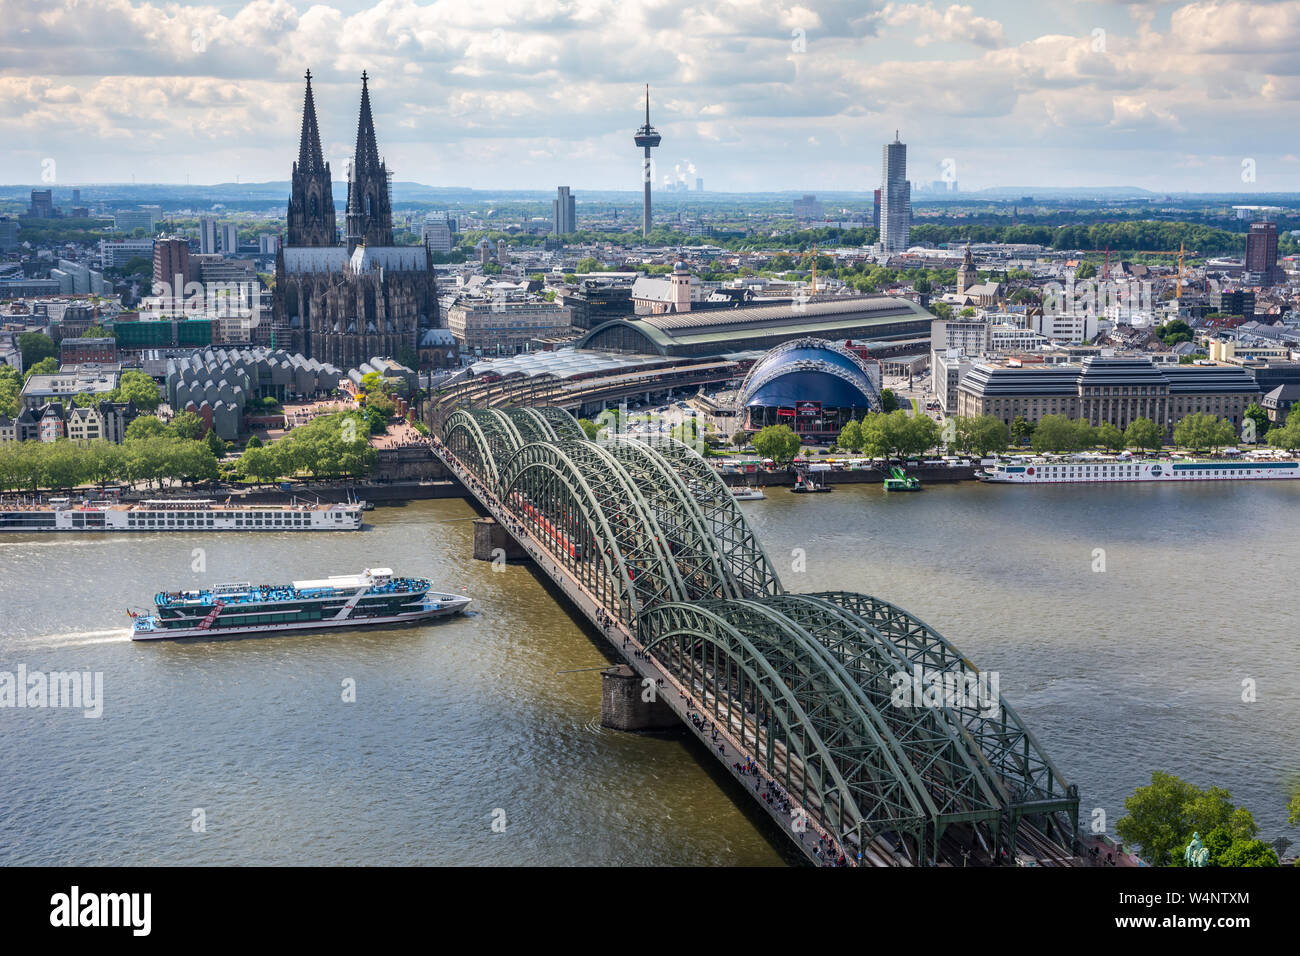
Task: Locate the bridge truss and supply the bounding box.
[438,405,1079,865]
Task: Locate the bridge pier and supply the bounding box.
[472,516,526,562]
[600,665,679,731]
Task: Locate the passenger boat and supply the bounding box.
[979,455,1300,484]
[0,498,364,532]
[130,568,470,640]
[731,486,766,501]
[883,466,921,492]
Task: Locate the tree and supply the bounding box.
[0,365,22,418]
[205,429,226,458]
[1031,414,1078,453]
[1125,417,1163,452]
[729,429,752,447]
[124,415,168,441]
[1243,403,1270,442]
[24,356,57,380]
[879,389,900,413]
[1010,416,1035,446]
[1173,412,1234,453]
[837,419,863,453]
[169,410,205,440]
[235,444,283,485]
[18,332,56,371]
[1096,422,1125,453]
[955,415,1010,456]
[577,418,600,441]
[1075,262,1097,280]
[115,370,161,411]
[752,424,801,465]
[1116,771,1276,867]
[245,434,263,449]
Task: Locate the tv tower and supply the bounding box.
[633,83,662,238]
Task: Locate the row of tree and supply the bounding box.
[0,432,219,492]
[233,412,376,483]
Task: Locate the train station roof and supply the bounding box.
[573,295,932,357]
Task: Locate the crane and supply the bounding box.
[1080,243,1189,297]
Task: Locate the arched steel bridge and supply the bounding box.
[435,405,1080,866]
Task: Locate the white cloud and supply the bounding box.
[0,0,1297,190]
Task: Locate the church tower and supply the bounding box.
[286,71,336,247]
[957,243,978,296]
[345,72,394,252]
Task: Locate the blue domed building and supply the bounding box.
[738,337,882,439]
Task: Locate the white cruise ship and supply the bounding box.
[0,498,365,532]
[980,456,1300,484]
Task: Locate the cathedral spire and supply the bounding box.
[345,71,393,252]
[287,68,336,247]
[353,70,381,176]
[297,69,325,173]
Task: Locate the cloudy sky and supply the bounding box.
[3,0,1300,193]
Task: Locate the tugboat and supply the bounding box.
[130,568,470,641]
[883,466,921,492]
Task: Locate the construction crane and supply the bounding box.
[1081,243,1189,297]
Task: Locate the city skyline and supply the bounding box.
[5,0,1300,193]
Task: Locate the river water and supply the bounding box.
[1,481,1296,864]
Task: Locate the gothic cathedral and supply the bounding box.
[273,71,438,369]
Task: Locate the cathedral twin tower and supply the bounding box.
[274,71,438,370]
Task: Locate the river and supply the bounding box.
[0,479,1295,864]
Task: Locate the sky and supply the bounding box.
[3,0,1300,193]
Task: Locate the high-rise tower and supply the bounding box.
[286,70,336,248]
[345,71,394,253]
[633,84,661,239]
[880,132,911,253]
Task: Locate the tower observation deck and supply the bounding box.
[634,84,662,238]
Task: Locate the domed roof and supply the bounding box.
[738,337,881,410]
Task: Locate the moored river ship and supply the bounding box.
[0,498,364,532]
[980,456,1300,484]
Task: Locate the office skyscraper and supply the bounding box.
[199,216,218,255]
[553,186,576,235]
[879,133,911,253]
[221,223,239,254]
[1245,220,1282,285]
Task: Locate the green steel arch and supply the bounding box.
[535,406,587,442]
[502,407,560,445]
[758,594,1008,850]
[497,440,686,623]
[443,407,502,488]
[645,437,783,598]
[600,436,737,602]
[638,602,896,847]
[812,591,1078,840]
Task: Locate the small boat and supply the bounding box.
[883,466,921,492]
[790,474,832,494]
[130,567,470,641]
[731,486,766,501]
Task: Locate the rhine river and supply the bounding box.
[1,480,1296,865]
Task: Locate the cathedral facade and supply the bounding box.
[274,71,438,370]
